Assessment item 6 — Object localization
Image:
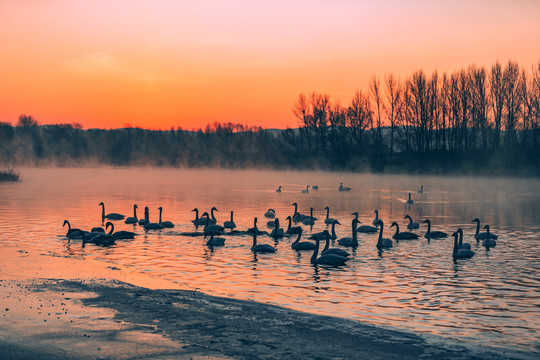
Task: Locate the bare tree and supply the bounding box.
[384,73,402,157]
[490,61,505,149]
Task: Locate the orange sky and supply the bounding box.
[0,0,539,130]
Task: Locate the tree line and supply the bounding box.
[1,60,539,176]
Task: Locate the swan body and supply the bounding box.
[481,225,497,247]
[350,213,378,233]
[423,219,448,239]
[285,216,302,234]
[158,207,174,228]
[404,215,419,230]
[406,193,414,204]
[143,208,165,231]
[324,206,337,225]
[125,204,138,224]
[251,218,276,253]
[337,219,359,248]
[105,222,135,240]
[205,234,225,247]
[192,208,208,226]
[390,222,419,240]
[63,220,86,239]
[321,235,350,257]
[374,220,393,249]
[264,209,276,219]
[82,223,116,246]
[201,212,224,235]
[338,182,351,192]
[223,211,236,231]
[472,218,498,240]
[310,236,349,266]
[452,231,475,259]
[270,218,285,239]
[99,202,125,220]
[291,230,316,251]
[301,207,316,226]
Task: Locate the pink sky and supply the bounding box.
[0,0,538,129]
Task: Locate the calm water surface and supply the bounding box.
[1,167,539,356]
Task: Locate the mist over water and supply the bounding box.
[1,167,539,356]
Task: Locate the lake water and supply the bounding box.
[1,167,539,357]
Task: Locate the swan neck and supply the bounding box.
[292,232,301,245]
[287,217,292,230]
[108,223,114,235]
[475,221,480,235]
[323,237,330,252]
[159,208,162,223]
[325,207,329,219]
[310,238,319,263]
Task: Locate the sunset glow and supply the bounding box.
[1,0,539,129]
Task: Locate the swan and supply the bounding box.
[321,234,350,257]
[191,208,208,226]
[338,182,351,192]
[406,193,414,204]
[337,219,359,248]
[374,220,393,249]
[98,202,125,221]
[372,210,380,226]
[482,225,497,247]
[291,229,316,251]
[158,207,175,228]
[302,185,310,194]
[63,220,86,239]
[264,209,276,219]
[330,219,340,239]
[82,222,116,246]
[404,214,419,230]
[205,233,225,247]
[324,206,337,225]
[209,207,219,225]
[125,204,138,224]
[291,202,315,223]
[285,216,302,234]
[143,209,165,231]
[270,218,285,239]
[472,218,498,240]
[422,219,448,239]
[276,186,282,193]
[251,218,276,253]
[138,207,149,226]
[302,208,316,226]
[452,230,475,259]
[310,230,331,241]
[201,212,224,235]
[223,211,236,231]
[106,222,136,240]
[418,185,424,194]
[390,222,419,240]
[350,212,377,233]
[310,235,349,266]
[457,228,471,249]
[312,185,319,190]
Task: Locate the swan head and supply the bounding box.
[390,221,398,228]
[422,219,430,224]
[483,224,490,230]
[472,218,480,223]
[404,214,411,220]
[99,202,104,206]
[158,206,162,211]
[211,207,219,212]
[63,220,69,227]
[451,231,459,239]
[457,228,463,234]
[286,216,291,220]
[374,210,378,214]
[201,212,209,218]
